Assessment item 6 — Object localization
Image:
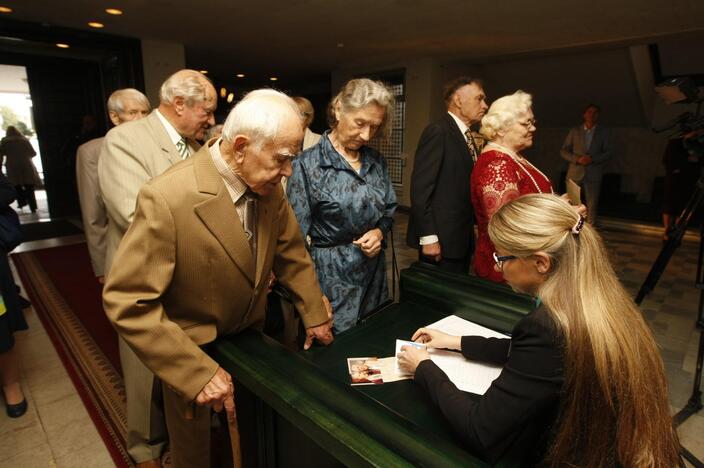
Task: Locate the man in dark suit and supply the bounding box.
[407,77,488,274]
[560,104,613,224]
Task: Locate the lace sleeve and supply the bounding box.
[476,157,521,220]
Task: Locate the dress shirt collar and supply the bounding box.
[155,109,184,146]
[209,138,248,203]
[583,124,597,132]
[448,111,469,135]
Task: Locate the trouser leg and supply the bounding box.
[25,185,36,212]
[119,338,167,463]
[162,384,211,468]
[583,179,602,224]
[14,185,26,208]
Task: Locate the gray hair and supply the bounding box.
[480,90,532,141]
[327,78,395,138]
[292,96,315,128]
[221,89,302,148]
[107,88,150,114]
[159,69,213,106]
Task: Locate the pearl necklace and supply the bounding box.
[485,142,553,194]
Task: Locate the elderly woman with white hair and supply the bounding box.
[287,78,398,333]
[471,90,554,283]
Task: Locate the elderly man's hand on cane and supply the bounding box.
[195,367,241,467]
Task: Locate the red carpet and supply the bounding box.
[12,243,131,468]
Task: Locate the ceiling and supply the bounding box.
[1,0,704,84]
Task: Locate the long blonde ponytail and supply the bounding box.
[489,194,679,467]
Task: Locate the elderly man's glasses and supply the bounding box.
[493,252,517,271]
[517,119,537,128]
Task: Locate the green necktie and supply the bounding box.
[176,137,190,159]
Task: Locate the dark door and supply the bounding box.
[25,57,106,218]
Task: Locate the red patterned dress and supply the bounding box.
[471,148,553,282]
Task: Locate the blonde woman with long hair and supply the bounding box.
[398,194,680,466]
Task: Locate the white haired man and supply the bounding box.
[98,69,216,468]
[76,88,150,283]
[103,89,334,467]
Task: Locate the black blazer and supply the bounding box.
[415,307,564,464]
[406,113,475,259]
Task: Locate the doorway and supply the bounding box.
[0,64,47,224]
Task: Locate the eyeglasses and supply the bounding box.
[517,119,537,128]
[493,252,517,271]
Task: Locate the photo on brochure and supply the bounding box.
[347,357,384,385]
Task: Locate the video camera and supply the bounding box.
[653,77,704,156]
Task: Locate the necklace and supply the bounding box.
[486,142,553,194]
[330,132,360,164]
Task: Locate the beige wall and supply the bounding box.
[335,41,704,206]
[140,40,186,106]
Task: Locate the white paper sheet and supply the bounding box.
[425,315,509,395]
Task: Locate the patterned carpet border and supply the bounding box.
[12,250,132,468]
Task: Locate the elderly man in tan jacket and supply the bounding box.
[98,69,216,467]
[103,89,334,468]
[76,88,150,282]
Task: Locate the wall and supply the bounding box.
[141,40,186,106]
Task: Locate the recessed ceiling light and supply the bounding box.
[56,43,70,49]
[0,6,13,13]
[269,77,278,81]
[220,87,227,98]
[199,70,208,74]
[236,74,245,78]
[227,93,234,104]
[87,21,104,28]
[105,8,123,15]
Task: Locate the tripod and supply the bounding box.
[635,171,704,467]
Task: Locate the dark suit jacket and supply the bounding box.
[406,113,475,259]
[415,307,564,464]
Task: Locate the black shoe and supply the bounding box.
[6,399,27,418]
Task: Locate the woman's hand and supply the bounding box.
[397,345,431,375]
[353,228,383,258]
[411,327,462,350]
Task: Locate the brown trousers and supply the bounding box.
[162,385,211,468]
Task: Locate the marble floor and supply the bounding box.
[1,210,703,467]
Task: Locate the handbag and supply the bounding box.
[0,206,22,252]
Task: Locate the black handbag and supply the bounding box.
[0,206,22,252]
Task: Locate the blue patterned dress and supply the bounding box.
[287,131,397,333]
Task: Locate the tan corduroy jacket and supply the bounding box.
[103,145,329,400]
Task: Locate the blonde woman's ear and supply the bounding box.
[534,252,552,274]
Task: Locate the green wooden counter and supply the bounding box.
[210,263,538,467]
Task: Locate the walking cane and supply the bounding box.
[184,396,241,467]
[225,395,242,468]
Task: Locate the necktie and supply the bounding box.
[465,129,479,163]
[176,137,190,159]
[243,191,258,265]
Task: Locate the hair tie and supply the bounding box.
[571,214,585,235]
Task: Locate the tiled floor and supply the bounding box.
[1,209,703,467]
